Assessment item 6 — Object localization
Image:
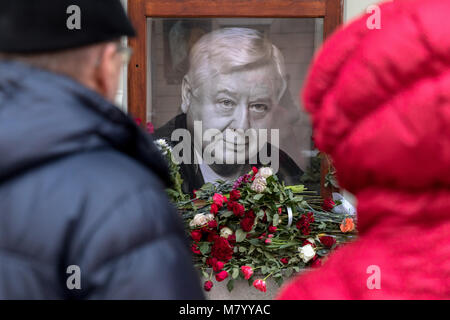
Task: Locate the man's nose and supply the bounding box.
[230,103,250,130]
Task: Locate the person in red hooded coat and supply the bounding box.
[277,0,450,300]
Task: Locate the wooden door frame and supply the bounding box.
[127,0,343,198]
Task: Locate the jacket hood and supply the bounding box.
[0,61,170,185]
[302,0,450,233]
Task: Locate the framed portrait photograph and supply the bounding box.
[127,0,343,198]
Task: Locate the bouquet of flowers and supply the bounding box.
[154,139,357,294]
[183,167,357,293]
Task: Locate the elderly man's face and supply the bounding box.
[185,63,280,165]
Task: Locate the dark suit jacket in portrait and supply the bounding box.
[154,113,304,194]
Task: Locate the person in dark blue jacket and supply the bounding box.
[0,0,204,299]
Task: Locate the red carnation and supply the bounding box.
[245,210,256,219]
[210,203,219,215]
[280,258,289,265]
[215,270,229,282]
[241,266,254,280]
[231,202,245,217]
[322,198,336,211]
[190,230,202,242]
[278,207,282,214]
[240,217,255,232]
[230,189,241,201]
[211,237,233,262]
[253,279,267,292]
[296,212,314,235]
[319,236,336,248]
[204,280,213,292]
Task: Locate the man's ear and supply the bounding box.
[94,43,121,102]
[181,75,193,113]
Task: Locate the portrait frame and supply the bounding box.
[127,0,343,198]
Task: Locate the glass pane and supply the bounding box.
[147,18,323,194]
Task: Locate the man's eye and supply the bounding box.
[219,99,235,108]
[250,104,269,113]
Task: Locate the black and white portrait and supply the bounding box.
[149,18,323,193]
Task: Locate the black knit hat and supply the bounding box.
[0,0,136,53]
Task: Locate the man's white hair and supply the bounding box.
[186,27,287,102]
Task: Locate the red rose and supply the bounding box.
[319,236,336,248]
[252,166,259,175]
[278,207,282,214]
[211,237,233,262]
[206,257,217,267]
[190,230,202,242]
[228,234,236,244]
[230,189,241,201]
[204,280,213,292]
[206,230,219,242]
[241,266,253,280]
[208,220,218,229]
[322,198,336,211]
[210,203,219,215]
[191,244,201,255]
[240,217,255,232]
[213,261,224,272]
[193,189,198,199]
[268,226,277,233]
[302,239,315,247]
[215,270,229,282]
[253,279,267,292]
[213,193,227,207]
[280,258,289,265]
[265,238,272,244]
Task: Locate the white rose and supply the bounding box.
[298,244,316,263]
[189,213,214,228]
[220,227,233,239]
[251,176,267,193]
[259,167,273,178]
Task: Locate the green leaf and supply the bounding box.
[274,276,284,287]
[221,211,233,218]
[227,279,235,292]
[253,194,264,201]
[238,246,247,253]
[285,267,293,278]
[199,243,210,255]
[272,213,280,227]
[261,266,268,274]
[232,268,239,279]
[235,229,247,243]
